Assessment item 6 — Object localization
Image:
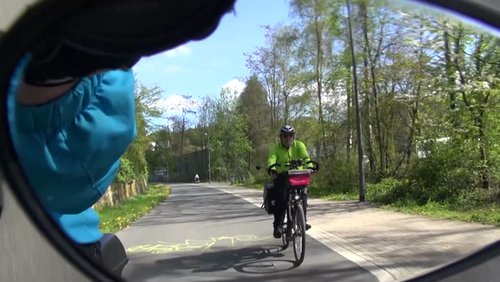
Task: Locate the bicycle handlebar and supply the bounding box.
[267,163,280,175]
[267,159,320,175]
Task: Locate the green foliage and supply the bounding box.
[309,159,359,196]
[121,138,149,179]
[115,157,135,184]
[381,201,500,226]
[367,177,410,204]
[115,81,162,183]
[134,82,163,130]
[96,184,170,233]
[237,75,272,147]
[451,188,492,210]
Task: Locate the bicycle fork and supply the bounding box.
[284,191,302,239]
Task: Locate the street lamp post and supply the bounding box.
[204,133,211,183]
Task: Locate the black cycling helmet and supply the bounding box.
[279,125,295,135]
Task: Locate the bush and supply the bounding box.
[367,178,409,204]
[310,159,358,195]
[245,170,256,184]
[408,141,477,204]
[450,188,497,210]
[116,157,135,183]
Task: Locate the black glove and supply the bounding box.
[24,37,140,86]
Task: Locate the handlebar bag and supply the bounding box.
[288,170,310,188]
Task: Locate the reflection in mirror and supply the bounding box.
[4,0,500,281]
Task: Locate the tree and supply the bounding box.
[210,89,253,182]
[439,23,499,188]
[346,0,366,201]
[237,75,273,169]
[246,24,303,130]
[117,82,163,183]
[291,0,340,158]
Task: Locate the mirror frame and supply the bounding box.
[417,0,500,29]
[0,0,498,281]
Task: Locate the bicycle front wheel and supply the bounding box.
[292,203,306,265]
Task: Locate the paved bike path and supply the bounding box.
[118,183,378,282]
[214,183,500,281]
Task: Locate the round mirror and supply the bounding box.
[0,1,499,282]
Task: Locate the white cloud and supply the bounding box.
[221,79,246,100]
[164,45,192,58]
[153,94,200,116]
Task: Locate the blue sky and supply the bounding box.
[133,0,292,116]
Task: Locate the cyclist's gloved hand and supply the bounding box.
[24,37,140,86]
[269,170,277,181]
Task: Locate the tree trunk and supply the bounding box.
[362,54,376,175]
[443,22,457,110]
[312,9,328,157]
[346,0,366,201]
[476,106,489,189]
[360,2,385,178]
[346,65,353,161]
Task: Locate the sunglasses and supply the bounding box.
[281,134,295,138]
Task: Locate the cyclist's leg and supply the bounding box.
[272,175,287,237]
[273,203,285,227]
[263,185,267,204]
[273,203,286,238]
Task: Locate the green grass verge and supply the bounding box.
[95,183,171,233]
[238,181,499,226]
[313,190,500,226]
[314,192,359,201]
[310,192,500,226]
[376,201,500,226]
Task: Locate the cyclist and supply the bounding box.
[267,125,313,239]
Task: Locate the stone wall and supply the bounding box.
[93,178,147,209]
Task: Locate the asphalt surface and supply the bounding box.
[118,182,500,282]
[118,183,378,282]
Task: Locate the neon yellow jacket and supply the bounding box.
[267,140,312,173]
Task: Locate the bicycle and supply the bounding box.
[268,159,319,266]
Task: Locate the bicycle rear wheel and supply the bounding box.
[292,203,306,265]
